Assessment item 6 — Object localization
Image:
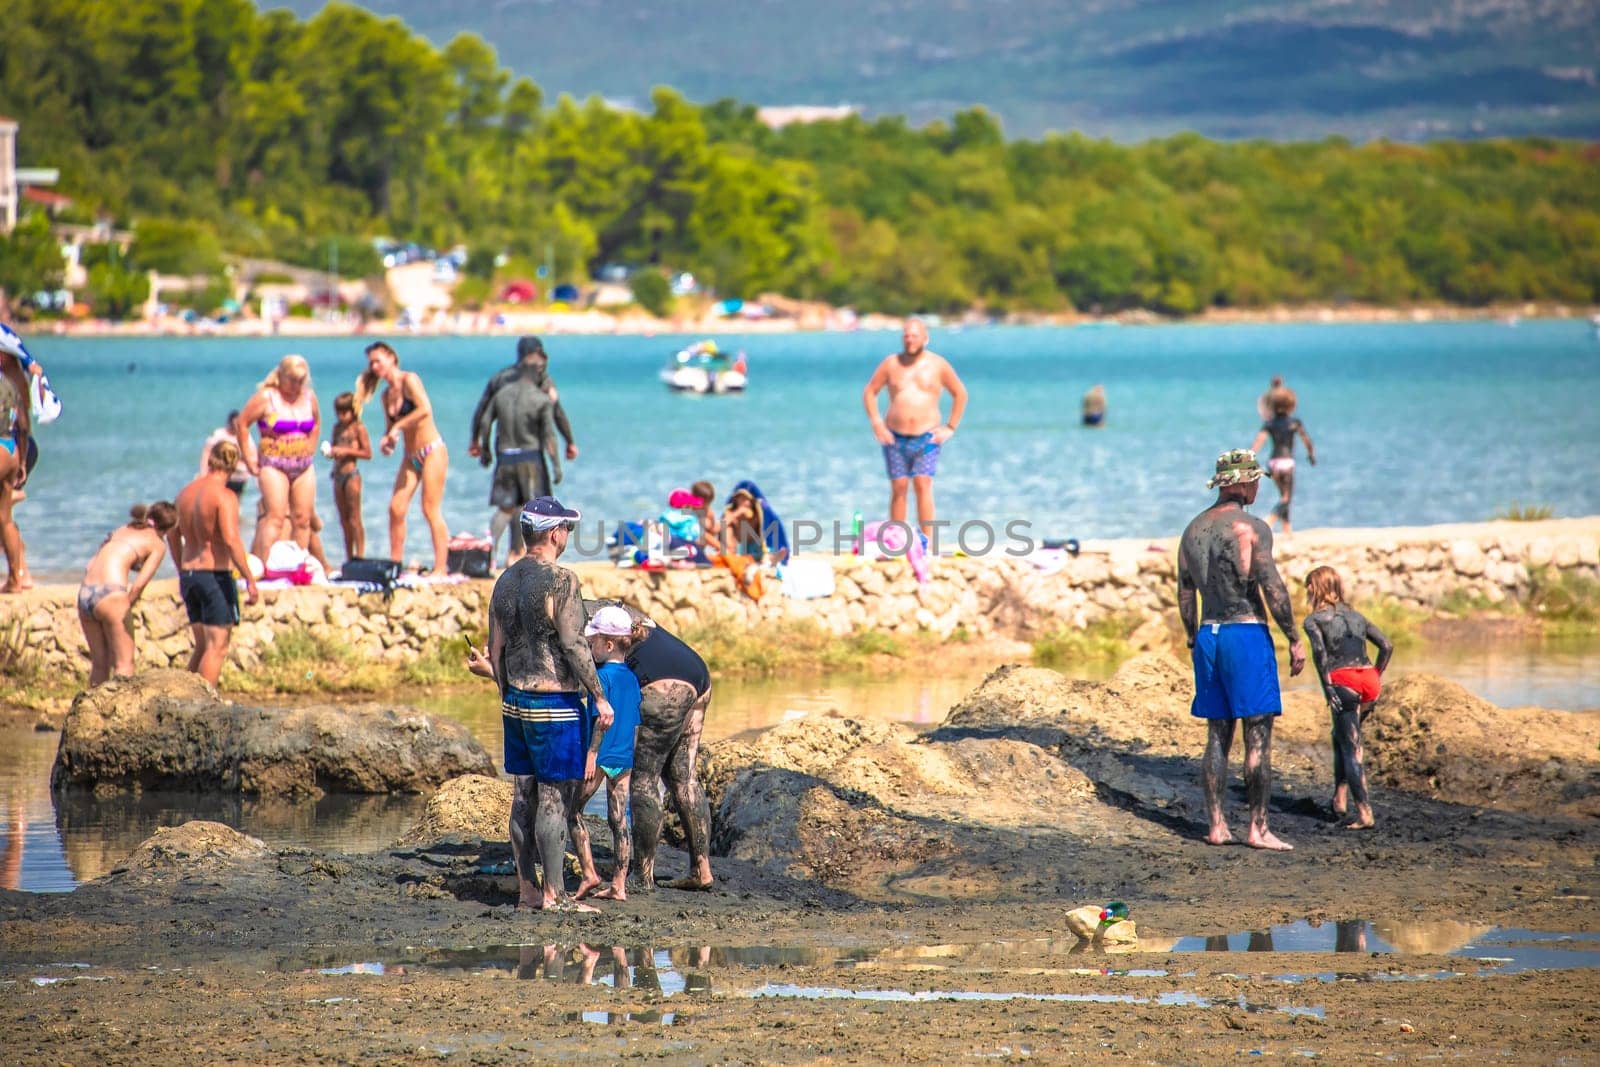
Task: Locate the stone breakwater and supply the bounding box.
[2,518,1596,680]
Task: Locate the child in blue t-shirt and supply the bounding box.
[572,605,644,901]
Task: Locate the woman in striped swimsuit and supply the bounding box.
[236,354,320,558]
[355,342,450,577]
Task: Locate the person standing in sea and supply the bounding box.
[469,337,577,560]
[862,318,968,541]
[1252,395,1316,535]
[1176,448,1305,852]
[472,344,564,568]
[467,496,613,912]
[170,440,260,685]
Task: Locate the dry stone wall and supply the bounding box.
[4,519,1595,679]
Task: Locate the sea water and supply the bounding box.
[11,319,1600,580]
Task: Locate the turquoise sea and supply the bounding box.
[11,319,1600,580]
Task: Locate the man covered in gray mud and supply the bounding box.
[1177,449,1306,852]
[467,495,613,911]
[469,337,577,564]
[586,599,715,893]
[473,351,563,567]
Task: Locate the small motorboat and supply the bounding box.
[659,340,746,394]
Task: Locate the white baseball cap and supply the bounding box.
[583,605,634,637]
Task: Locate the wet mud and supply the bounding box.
[3,655,1598,1063]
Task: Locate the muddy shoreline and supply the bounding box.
[5,657,1599,1062]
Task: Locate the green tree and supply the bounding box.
[0,215,68,306]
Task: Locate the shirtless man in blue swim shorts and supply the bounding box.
[1177,449,1306,852]
[862,318,968,541]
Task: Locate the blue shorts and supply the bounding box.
[1190,623,1281,720]
[883,431,940,480]
[501,688,586,780]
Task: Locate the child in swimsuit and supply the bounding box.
[323,392,371,561]
[568,606,644,901]
[1302,565,1394,831]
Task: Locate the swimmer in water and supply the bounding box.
[1251,394,1315,534]
[77,502,179,685]
[1302,566,1393,830]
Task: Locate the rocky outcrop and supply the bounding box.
[109,821,273,877]
[394,773,513,845]
[51,670,495,797]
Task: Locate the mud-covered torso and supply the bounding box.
[488,373,554,453]
[490,558,589,692]
[1304,605,1374,672]
[1261,415,1302,459]
[1179,504,1271,623]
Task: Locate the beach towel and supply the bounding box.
[781,558,835,600]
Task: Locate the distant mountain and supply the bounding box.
[264,0,1600,140]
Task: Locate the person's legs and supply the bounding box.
[286,466,316,549]
[887,476,910,525]
[489,508,514,567]
[534,777,595,910]
[1271,468,1294,534]
[254,466,291,557]
[599,772,632,899]
[388,463,420,563]
[662,687,713,890]
[509,774,541,907]
[0,470,29,593]
[419,444,450,576]
[195,624,232,685]
[911,474,936,540]
[98,593,136,679]
[1202,717,1236,845]
[568,774,605,899]
[1329,705,1349,816]
[630,679,696,891]
[1242,715,1292,851]
[1331,687,1374,828]
[78,604,112,686]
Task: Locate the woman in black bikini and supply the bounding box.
[354,343,450,576]
[77,501,178,686]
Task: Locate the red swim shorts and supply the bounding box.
[1328,666,1381,703]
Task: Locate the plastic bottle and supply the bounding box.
[850,510,863,554]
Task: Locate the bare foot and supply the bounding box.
[593,883,627,901]
[426,568,450,580]
[1246,830,1294,852]
[1206,825,1235,846]
[573,876,603,900]
[664,876,714,892]
[540,896,600,913]
[1344,806,1375,831]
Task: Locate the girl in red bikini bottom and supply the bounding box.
[1301,566,1395,830]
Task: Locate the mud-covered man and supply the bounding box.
[1176,449,1306,852]
[468,495,612,911]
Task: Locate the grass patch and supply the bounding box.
[1349,596,1428,652]
[1527,567,1600,638]
[681,618,950,678]
[1493,502,1555,522]
[221,624,483,694]
[0,616,83,712]
[1030,614,1142,670]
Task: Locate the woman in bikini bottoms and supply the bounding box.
[236,354,320,558]
[355,342,450,577]
[1250,394,1315,535]
[77,501,178,686]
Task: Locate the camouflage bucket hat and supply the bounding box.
[1207,448,1265,489]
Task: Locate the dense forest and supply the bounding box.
[2,0,1598,315]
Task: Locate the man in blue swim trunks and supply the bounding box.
[468,495,614,911]
[1177,449,1306,852]
[862,318,968,541]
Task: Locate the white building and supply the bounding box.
[0,116,61,234]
